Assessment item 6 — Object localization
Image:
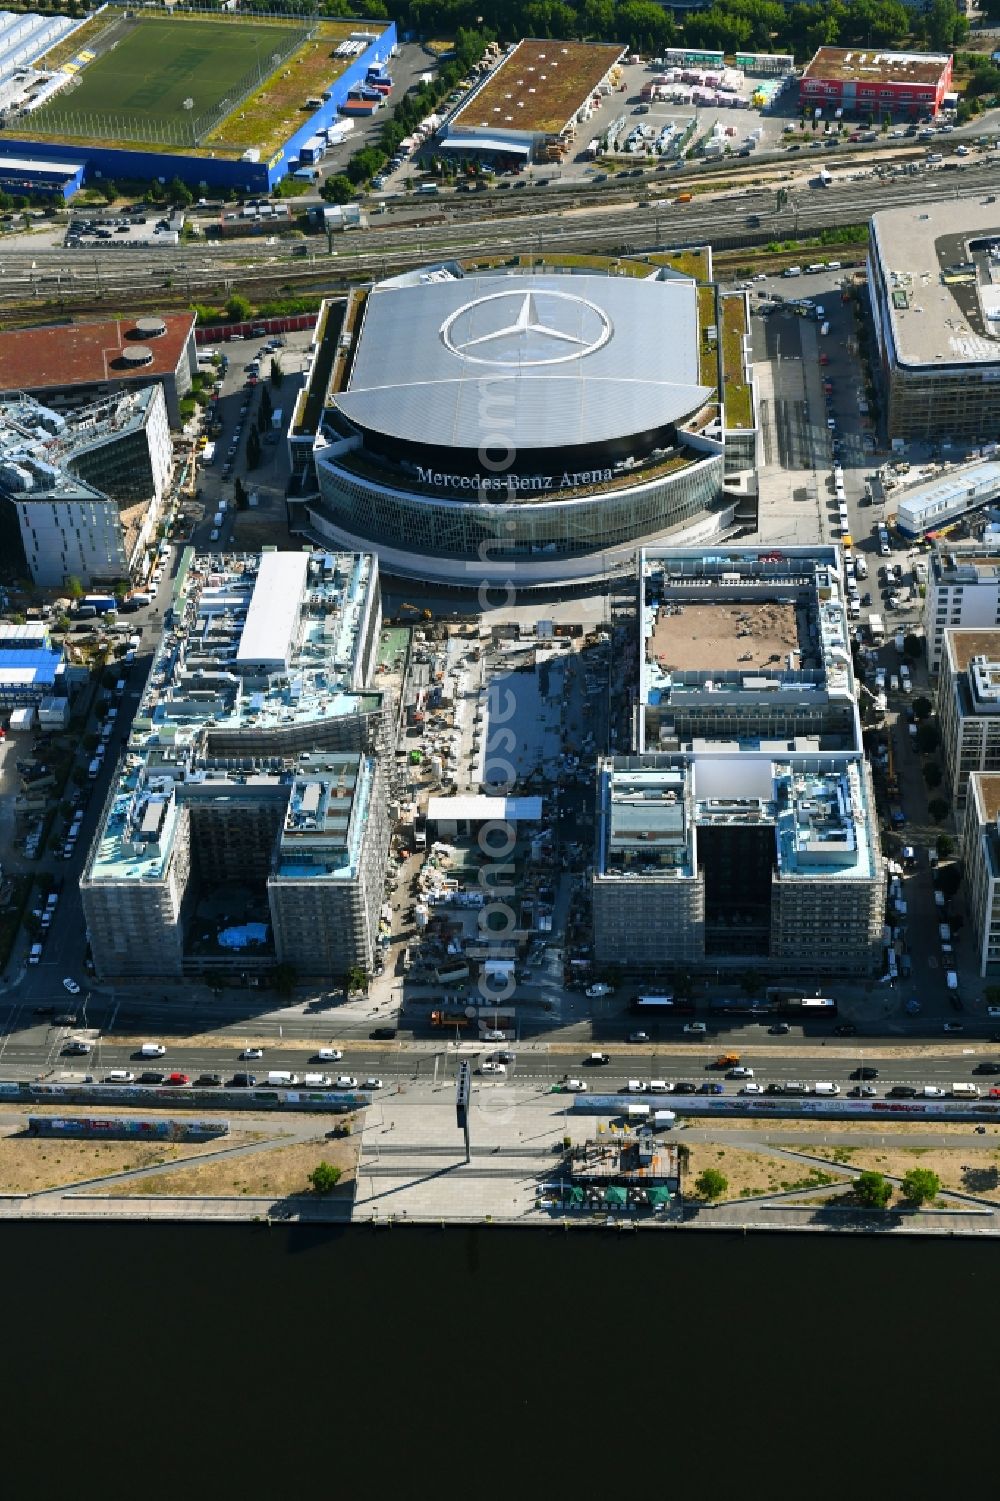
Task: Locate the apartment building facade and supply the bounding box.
[937,628,1000,807]
[963,772,1000,977]
[925,545,1000,673]
[81,549,393,984]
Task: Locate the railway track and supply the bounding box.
[0,157,996,318]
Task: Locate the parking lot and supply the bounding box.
[63,206,182,250]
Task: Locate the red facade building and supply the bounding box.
[799,48,953,120]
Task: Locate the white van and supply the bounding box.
[783,265,803,278]
[951,1082,979,1098]
[139,1042,166,1058]
[302,1072,332,1088]
[266,1070,300,1087]
[813,1081,840,1096]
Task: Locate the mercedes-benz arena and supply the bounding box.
[291,266,734,587]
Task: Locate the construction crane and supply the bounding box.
[400,603,433,620]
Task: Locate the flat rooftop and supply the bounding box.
[236,551,309,673]
[640,547,854,715]
[872,202,1000,369]
[932,545,1000,583]
[0,313,193,394]
[84,549,383,883]
[451,39,623,137]
[801,46,950,87]
[597,752,877,883]
[945,628,1000,673]
[647,600,800,673]
[0,387,160,504]
[972,771,1000,824]
[0,156,83,175]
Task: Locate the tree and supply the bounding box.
[308,1161,342,1194]
[937,834,955,860]
[937,863,963,899]
[259,381,272,423]
[320,173,354,205]
[234,476,248,510]
[902,633,922,661]
[345,964,368,993]
[923,762,943,788]
[901,1167,940,1206]
[257,403,268,434]
[65,575,84,599]
[270,356,283,389]
[854,1170,893,1208]
[915,722,940,755]
[913,695,933,721]
[271,962,297,997]
[928,797,950,823]
[246,426,261,469]
[168,176,193,207]
[694,1167,728,1200]
[226,292,252,322]
[101,180,118,204]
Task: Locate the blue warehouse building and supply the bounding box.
[0,21,397,195]
[0,154,83,198]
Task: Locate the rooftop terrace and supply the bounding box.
[0,387,161,506]
[640,547,854,714]
[85,548,383,883]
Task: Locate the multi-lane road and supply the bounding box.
[2,994,999,1098]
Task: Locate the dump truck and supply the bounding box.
[431,1009,470,1029]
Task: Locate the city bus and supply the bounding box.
[630,994,696,1017]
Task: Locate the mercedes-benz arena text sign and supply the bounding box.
[439,289,613,368]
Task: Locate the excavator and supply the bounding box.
[400,603,433,621]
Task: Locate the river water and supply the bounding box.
[1,1222,991,1485]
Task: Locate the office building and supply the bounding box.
[799,47,952,120]
[963,771,1000,976]
[0,385,172,588]
[81,548,392,983]
[0,312,197,427]
[869,201,1000,442]
[0,620,65,711]
[925,543,1000,672]
[593,547,884,976]
[938,629,1000,807]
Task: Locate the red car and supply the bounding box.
[990,1087,1000,1098]
[167,1072,189,1086]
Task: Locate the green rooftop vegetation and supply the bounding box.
[648,248,709,282]
[720,295,753,431]
[697,284,719,390]
[724,381,753,430]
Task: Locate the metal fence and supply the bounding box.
[32,15,313,147]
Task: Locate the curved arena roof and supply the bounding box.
[335,273,712,452]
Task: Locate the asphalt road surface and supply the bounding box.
[1,999,998,1097]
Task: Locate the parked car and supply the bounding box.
[166,1072,190,1086]
[62,977,81,995]
[240,1047,263,1060]
[335,1074,359,1087]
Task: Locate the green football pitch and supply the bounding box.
[32,17,306,138]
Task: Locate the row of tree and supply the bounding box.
[241,0,969,88]
[695,1166,943,1206]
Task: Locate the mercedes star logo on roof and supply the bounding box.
[440,288,612,367]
